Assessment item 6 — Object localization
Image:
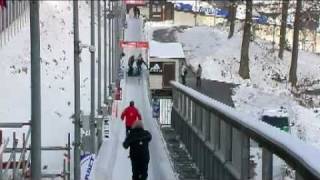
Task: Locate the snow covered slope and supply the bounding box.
[175,26,320,149]
[0,1,96,172]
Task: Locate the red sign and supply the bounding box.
[0,0,7,8]
[123,0,145,5]
[120,41,149,49]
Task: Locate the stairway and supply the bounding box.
[161,127,205,180]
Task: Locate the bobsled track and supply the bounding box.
[92,14,177,180]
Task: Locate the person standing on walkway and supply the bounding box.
[123,121,151,180]
[128,55,135,76]
[196,64,202,87]
[133,6,138,18]
[136,7,140,18]
[121,101,142,136]
[181,63,187,85]
[136,54,147,75]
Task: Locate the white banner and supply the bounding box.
[81,154,96,180]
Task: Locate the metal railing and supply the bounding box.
[170,81,320,180]
[0,0,29,49]
[0,124,71,180]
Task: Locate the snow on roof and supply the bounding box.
[262,108,289,117]
[149,40,185,59]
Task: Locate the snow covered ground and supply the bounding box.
[0,1,97,173]
[174,25,320,150]
[145,14,320,150]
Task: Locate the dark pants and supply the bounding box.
[137,65,142,75]
[126,126,132,136]
[128,66,133,76]
[131,158,149,180]
[181,75,186,85]
[196,77,201,87]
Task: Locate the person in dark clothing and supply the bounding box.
[123,121,152,180]
[128,55,135,76]
[133,6,138,18]
[196,64,202,87]
[136,54,147,75]
[181,63,187,85]
[136,7,140,18]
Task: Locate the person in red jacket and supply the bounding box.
[121,101,142,135]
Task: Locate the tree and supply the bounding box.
[239,0,252,79]
[289,0,302,87]
[278,0,289,59]
[228,0,237,39]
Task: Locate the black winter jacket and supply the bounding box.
[123,128,152,161]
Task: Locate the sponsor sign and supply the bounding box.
[152,99,160,118]
[81,154,95,180]
[149,62,163,74]
[124,0,145,5]
[120,40,149,49]
[103,116,111,139]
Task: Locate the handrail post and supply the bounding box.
[67,133,71,180]
[0,130,2,180]
[262,148,273,180]
[21,133,26,177]
[12,132,17,180]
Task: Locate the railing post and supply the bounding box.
[240,132,250,180]
[192,100,196,126]
[221,120,232,178]
[67,133,71,180]
[262,148,273,180]
[0,130,2,180]
[12,132,17,180]
[22,133,26,177]
[204,110,210,141]
[296,172,304,180]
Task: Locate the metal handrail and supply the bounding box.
[171,81,320,180]
[0,0,29,49]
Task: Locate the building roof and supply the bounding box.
[149,40,185,59]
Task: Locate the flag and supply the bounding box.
[0,0,7,8]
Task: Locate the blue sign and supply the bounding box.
[152,99,160,118]
[80,153,95,180]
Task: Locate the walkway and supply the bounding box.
[93,14,176,180]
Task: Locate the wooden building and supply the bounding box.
[149,0,174,21]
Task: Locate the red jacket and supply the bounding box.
[121,106,142,127]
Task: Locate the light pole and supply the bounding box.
[90,0,96,154]
[30,1,41,179]
[73,0,81,179]
[98,1,102,115]
[108,0,112,96]
[104,0,107,103]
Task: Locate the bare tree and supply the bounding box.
[228,0,237,39]
[279,0,289,59]
[289,0,302,87]
[239,0,252,79]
